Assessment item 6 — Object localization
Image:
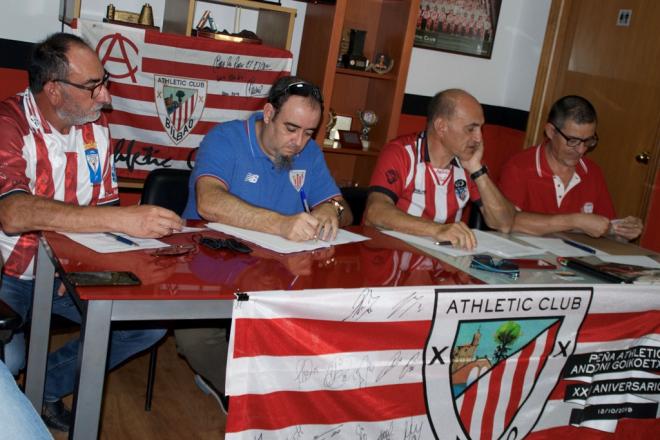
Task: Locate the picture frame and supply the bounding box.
[414,0,502,59]
[337,130,363,150]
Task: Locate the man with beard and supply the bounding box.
[0,33,183,432]
[178,75,352,414]
[498,95,643,240]
[365,89,514,249]
[183,75,352,239]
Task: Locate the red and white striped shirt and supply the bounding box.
[0,89,118,279]
[369,132,481,224]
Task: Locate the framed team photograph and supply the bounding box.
[414,0,502,59]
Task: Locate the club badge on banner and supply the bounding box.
[75,19,293,179]
[225,285,660,439]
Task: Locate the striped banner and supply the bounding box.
[226,285,660,439]
[76,19,292,179]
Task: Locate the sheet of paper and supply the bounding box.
[597,255,660,269]
[207,223,370,254]
[381,230,542,258]
[516,236,603,257]
[61,232,167,253]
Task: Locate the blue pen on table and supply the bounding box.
[561,238,596,254]
[300,189,311,213]
[105,232,139,247]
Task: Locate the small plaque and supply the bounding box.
[338,130,363,150]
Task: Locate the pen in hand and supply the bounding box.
[299,189,317,242]
[105,232,139,247]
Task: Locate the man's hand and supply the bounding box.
[460,141,485,174]
[311,203,339,241]
[278,212,319,242]
[434,221,477,250]
[118,205,184,238]
[571,213,610,237]
[611,216,643,241]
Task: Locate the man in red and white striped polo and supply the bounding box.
[365,89,514,249]
[0,33,183,432]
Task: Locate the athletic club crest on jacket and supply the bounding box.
[289,170,306,192]
[154,75,207,144]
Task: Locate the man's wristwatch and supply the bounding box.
[326,198,345,220]
[470,165,488,181]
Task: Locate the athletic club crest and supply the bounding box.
[289,170,306,192]
[154,75,207,144]
[423,287,592,439]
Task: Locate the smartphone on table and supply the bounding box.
[66,271,141,287]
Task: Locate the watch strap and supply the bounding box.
[470,165,488,181]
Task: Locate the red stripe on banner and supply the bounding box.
[109,82,267,111]
[142,58,285,84]
[225,383,426,433]
[107,110,216,135]
[481,353,507,439]
[144,30,294,59]
[233,318,431,357]
[536,323,560,379]
[459,380,478,433]
[548,380,584,401]
[577,311,660,343]
[504,341,536,425]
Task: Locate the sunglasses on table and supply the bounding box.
[193,234,252,253]
[470,254,520,279]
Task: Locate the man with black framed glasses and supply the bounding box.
[499,95,643,240]
[0,33,183,432]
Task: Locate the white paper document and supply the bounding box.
[381,229,542,258]
[598,255,660,269]
[61,232,167,253]
[207,223,369,254]
[516,236,604,257]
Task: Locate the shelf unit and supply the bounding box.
[296,0,420,186]
[162,0,297,50]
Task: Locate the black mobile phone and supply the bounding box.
[66,271,141,287]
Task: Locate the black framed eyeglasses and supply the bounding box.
[53,70,111,99]
[269,81,323,106]
[192,234,252,254]
[470,254,520,279]
[551,123,598,150]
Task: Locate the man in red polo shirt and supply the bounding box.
[365,89,515,249]
[499,95,643,240]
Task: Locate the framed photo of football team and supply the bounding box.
[414,0,502,59]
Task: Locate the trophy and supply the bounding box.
[324,109,338,148]
[358,110,378,150]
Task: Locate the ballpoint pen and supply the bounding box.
[105,232,139,247]
[299,189,311,214]
[561,238,596,254]
[435,240,452,246]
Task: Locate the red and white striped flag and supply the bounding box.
[226,285,660,439]
[76,19,292,179]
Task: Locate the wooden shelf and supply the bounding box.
[297,0,420,186]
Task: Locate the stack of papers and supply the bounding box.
[516,236,599,257]
[61,232,167,253]
[381,230,542,258]
[207,223,370,253]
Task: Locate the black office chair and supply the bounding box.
[340,186,369,226]
[467,205,492,231]
[0,298,22,362]
[140,168,192,410]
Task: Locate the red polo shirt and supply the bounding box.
[499,144,616,218]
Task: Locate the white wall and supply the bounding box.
[406,0,551,110]
[0,0,549,111]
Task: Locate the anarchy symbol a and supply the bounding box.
[96,33,139,83]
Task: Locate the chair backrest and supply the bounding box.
[140,168,192,215]
[340,186,369,226]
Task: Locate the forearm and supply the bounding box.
[511,212,579,236]
[474,175,515,233]
[197,187,287,235]
[0,193,119,234]
[364,197,439,236]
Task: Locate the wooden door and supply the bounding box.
[526,0,660,220]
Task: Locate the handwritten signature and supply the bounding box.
[343,288,380,321]
[387,291,424,319]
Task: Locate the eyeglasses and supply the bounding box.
[551,123,598,150]
[53,70,111,99]
[193,235,252,254]
[470,254,520,279]
[270,81,323,106]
